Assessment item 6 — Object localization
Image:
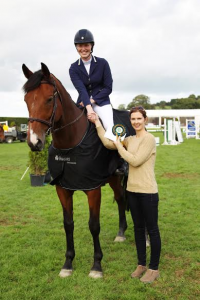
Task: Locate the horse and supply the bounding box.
[0,125,5,142]
[22,63,129,279]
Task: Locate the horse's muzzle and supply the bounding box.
[28,139,44,151]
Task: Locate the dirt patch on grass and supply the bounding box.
[0,217,21,226]
[0,166,20,171]
[187,269,200,285]
[164,254,180,260]
[162,173,200,179]
[0,214,40,226]
[175,269,185,278]
[0,219,10,226]
[164,254,191,264]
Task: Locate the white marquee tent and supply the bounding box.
[146,109,200,127]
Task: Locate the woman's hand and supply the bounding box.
[86,105,97,122]
[88,112,99,124]
[87,110,100,126]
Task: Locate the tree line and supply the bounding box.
[118,94,200,110]
[0,117,28,128]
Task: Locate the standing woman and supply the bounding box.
[91,106,161,283]
[69,29,114,131]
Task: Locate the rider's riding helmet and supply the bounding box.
[74,29,95,52]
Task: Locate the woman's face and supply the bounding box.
[76,43,92,60]
[130,111,146,132]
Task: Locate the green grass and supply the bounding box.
[0,138,200,300]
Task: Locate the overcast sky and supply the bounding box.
[1,0,200,117]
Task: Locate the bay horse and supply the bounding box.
[0,125,5,142]
[22,63,128,279]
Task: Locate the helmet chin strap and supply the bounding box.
[85,49,93,59]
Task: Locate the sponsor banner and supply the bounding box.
[186,120,196,138]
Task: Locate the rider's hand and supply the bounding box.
[114,135,122,148]
[90,98,95,104]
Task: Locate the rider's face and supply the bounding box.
[76,43,92,61]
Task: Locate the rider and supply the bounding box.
[69,29,114,133]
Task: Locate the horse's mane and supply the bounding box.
[23,70,44,93]
[22,71,72,101]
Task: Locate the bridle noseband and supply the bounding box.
[28,78,85,135]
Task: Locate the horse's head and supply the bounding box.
[22,63,62,151]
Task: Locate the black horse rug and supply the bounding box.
[48,109,135,190]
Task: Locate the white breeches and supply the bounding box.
[92,103,114,130]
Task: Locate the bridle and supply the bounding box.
[28,77,85,135]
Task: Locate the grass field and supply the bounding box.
[0,136,200,300]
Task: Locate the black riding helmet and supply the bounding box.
[74,29,95,52]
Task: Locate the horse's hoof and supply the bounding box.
[59,269,73,278]
[114,236,126,242]
[88,270,103,279]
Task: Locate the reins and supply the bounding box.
[28,77,85,135]
[53,108,85,133]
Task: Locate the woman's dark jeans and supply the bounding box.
[127,191,161,270]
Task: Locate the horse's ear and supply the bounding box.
[41,63,50,78]
[22,64,33,79]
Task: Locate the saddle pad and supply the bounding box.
[48,109,135,191]
[48,122,118,190]
[113,108,136,137]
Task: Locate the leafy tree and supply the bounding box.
[171,98,200,109]
[169,94,200,108]
[117,104,126,110]
[188,94,196,99]
[159,101,167,109]
[126,94,152,110]
[0,117,28,128]
[10,121,16,127]
[119,93,200,111]
[169,99,177,106]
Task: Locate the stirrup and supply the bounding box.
[114,168,124,176]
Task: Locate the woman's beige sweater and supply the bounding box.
[96,123,158,194]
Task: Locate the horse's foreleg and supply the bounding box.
[56,186,75,278]
[109,175,127,242]
[86,188,103,278]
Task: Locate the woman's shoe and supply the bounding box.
[140,269,160,283]
[131,265,147,278]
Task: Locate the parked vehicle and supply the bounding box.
[0,121,27,143]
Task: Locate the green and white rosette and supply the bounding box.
[112,124,126,137]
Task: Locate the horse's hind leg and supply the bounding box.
[56,186,75,278]
[109,175,127,242]
[86,187,103,278]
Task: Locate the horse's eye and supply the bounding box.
[47,97,53,104]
